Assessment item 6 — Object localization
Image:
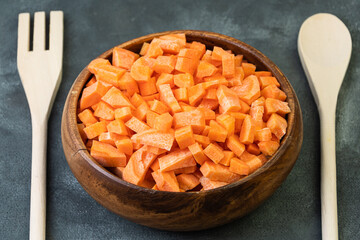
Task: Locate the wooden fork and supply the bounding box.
[17,11,63,240]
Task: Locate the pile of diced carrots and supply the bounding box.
[77,33,291,192]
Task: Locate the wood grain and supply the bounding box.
[61,30,303,231]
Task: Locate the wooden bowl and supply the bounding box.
[61,30,303,231]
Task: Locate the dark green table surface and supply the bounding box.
[1,0,359,239]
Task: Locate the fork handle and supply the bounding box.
[319,106,338,240]
[29,119,47,240]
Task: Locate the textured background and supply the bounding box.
[1,0,359,239]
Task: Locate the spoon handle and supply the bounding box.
[319,106,338,240]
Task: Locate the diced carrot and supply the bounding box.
[229,158,250,175]
[254,127,272,142]
[189,41,206,57]
[239,99,251,114]
[258,141,280,156]
[227,67,244,87]
[204,88,217,100]
[158,149,195,172]
[239,115,255,144]
[226,134,245,157]
[222,53,235,78]
[232,75,261,105]
[208,120,228,142]
[193,134,210,148]
[219,151,234,166]
[266,113,287,139]
[114,107,133,122]
[139,42,149,56]
[153,55,177,74]
[174,165,198,175]
[99,132,122,146]
[197,107,216,121]
[216,85,241,113]
[211,46,226,61]
[188,84,206,106]
[146,110,160,128]
[130,93,146,108]
[131,129,174,151]
[198,99,219,110]
[156,73,174,90]
[160,33,186,47]
[254,71,272,78]
[153,112,173,132]
[239,151,263,173]
[173,87,188,103]
[242,63,256,77]
[125,116,150,133]
[258,154,268,164]
[133,102,148,121]
[150,158,160,171]
[175,126,195,149]
[154,38,181,54]
[138,77,157,96]
[264,98,291,116]
[250,105,264,130]
[203,143,224,164]
[176,173,200,191]
[188,142,209,165]
[196,61,217,78]
[149,99,169,114]
[158,84,182,114]
[115,136,133,156]
[130,57,154,82]
[174,73,194,88]
[93,101,115,120]
[112,47,139,70]
[152,170,180,192]
[259,76,280,89]
[175,57,199,75]
[202,50,222,67]
[78,109,98,126]
[88,58,110,74]
[142,93,160,101]
[80,80,112,110]
[178,48,202,60]
[261,84,287,101]
[83,121,107,139]
[216,114,235,136]
[145,39,163,58]
[86,76,97,87]
[234,55,243,67]
[247,143,261,155]
[251,96,265,107]
[118,72,139,96]
[228,112,247,133]
[90,140,126,167]
[199,177,227,190]
[200,160,240,183]
[101,86,134,109]
[95,65,126,87]
[173,110,205,133]
[132,142,143,150]
[143,145,167,155]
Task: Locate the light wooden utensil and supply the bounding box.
[298,13,352,240]
[17,11,63,240]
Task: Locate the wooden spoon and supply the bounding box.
[298,13,352,240]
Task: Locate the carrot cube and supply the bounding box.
[146,110,160,128]
[88,58,110,74]
[198,99,219,110]
[232,75,261,105]
[208,120,228,142]
[173,110,205,133]
[219,151,234,166]
[188,142,209,165]
[99,132,123,146]
[188,84,206,106]
[175,57,199,75]
[190,41,206,56]
[156,73,174,90]
[229,158,250,176]
[158,149,195,172]
[259,76,280,89]
[78,109,98,126]
[174,166,198,175]
[130,93,146,108]
[258,140,280,156]
[196,61,217,78]
[150,158,160,171]
[101,86,134,109]
[176,173,200,191]
[93,101,115,120]
[83,121,107,139]
[199,160,240,183]
[193,134,210,148]
[266,113,287,139]
[226,135,245,157]
[246,143,261,155]
[130,57,154,82]
[115,137,133,156]
[222,53,235,78]
[254,71,272,78]
[197,107,216,121]
[228,112,247,133]
[261,84,287,101]
[264,98,291,115]
[151,170,180,192]
[173,87,189,103]
[250,105,264,130]
[239,115,255,144]
[216,114,235,136]
[254,127,272,142]
[242,62,256,77]
[80,80,112,110]
[138,77,157,96]
[174,73,194,88]
[158,84,182,114]
[234,55,243,67]
[203,143,224,164]
[112,47,139,70]
[153,112,173,132]
[133,102,149,121]
[125,116,150,133]
[216,85,241,113]
[90,140,126,167]
[178,48,202,60]
[107,119,128,135]
[149,99,170,114]
[114,107,133,122]
[199,177,227,190]
[175,126,195,149]
[118,72,139,97]
[153,55,177,74]
[139,42,149,56]
[239,151,263,173]
[145,39,163,58]
[131,129,175,151]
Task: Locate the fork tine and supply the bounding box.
[49,11,64,53]
[33,12,46,51]
[18,13,30,53]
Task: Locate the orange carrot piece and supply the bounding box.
[227,67,244,87]
[151,170,180,192]
[211,46,226,61]
[138,77,157,96]
[264,98,291,115]
[254,127,272,142]
[239,151,263,173]
[130,57,154,82]
[196,61,217,78]
[174,165,198,175]
[112,47,139,70]
[155,38,182,54]
[229,158,250,175]
[159,33,186,47]
[134,102,149,121]
[149,99,170,114]
[153,112,173,132]
[139,42,149,56]
[226,135,245,157]
[94,65,126,87]
[203,143,225,164]
[197,107,216,121]
[173,110,205,133]
[216,85,241,113]
[176,173,200,191]
[200,160,240,183]
[204,88,217,100]
[242,62,256,77]
[83,121,107,139]
[115,137,133,156]
[189,41,206,57]
[175,126,195,149]
[261,84,287,101]
[114,107,133,122]
[158,149,195,172]
[178,48,202,60]
[131,129,175,151]
[198,99,219,110]
[234,55,243,67]
[156,73,174,90]
[86,76,96,87]
[258,154,268,164]
[78,109,98,126]
[150,158,160,171]
[90,140,126,167]
[80,80,112,110]
[118,72,139,96]
[259,76,280,89]
[146,110,160,128]
[142,93,160,101]
[251,96,265,107]
[208,120,228,142]
[239,115,255,144]
[93,101,115,120]
[173,87,188,103]
[199,176,227,190]
[216,114,235,136]
[175,57,199,75]
[153,55,177,74]
[101,86,134,109]
[250,105,264,130]
[258,140,280,156]
[188,142,209,165]
[238,99,250,114]
[188,84,206,106]
[222,53,235,78]
[228,112,247,133]
[219,151,234,166]
[254,71,272,78]
[266,113,287,139]
[88,58,110,74]
[99,132,123,146]
[232,75,261,105]
[246,143,261,155]
[174,73,194,88]
[193,134,210,148]
[125,116,151,133]
[158,84,182,114]
[145,39,163,58]
[130,93,146,108]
